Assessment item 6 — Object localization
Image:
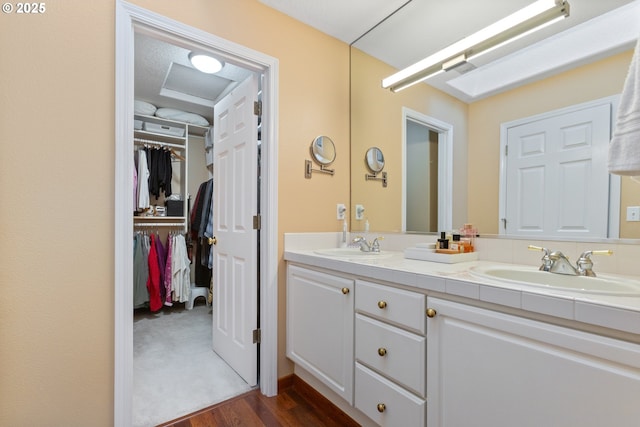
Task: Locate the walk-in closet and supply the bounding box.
[132,32,255,426]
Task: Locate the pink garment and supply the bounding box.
[146,234,162,312]
[163,234,173,306]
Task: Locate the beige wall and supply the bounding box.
[468,50,634,235]
[0,1,349,425]
[351,48,468,232]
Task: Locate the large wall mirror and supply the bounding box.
[350,0,639,239]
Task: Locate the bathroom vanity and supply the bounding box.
[285,236,640,427]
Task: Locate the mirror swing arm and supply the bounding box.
[305,159,335,178]
[365,171,387,187]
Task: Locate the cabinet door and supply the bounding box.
[427,297,640,427]
[286,265,354,404]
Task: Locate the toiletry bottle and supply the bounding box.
[451,234,462,253]
[438,231,449,249]
[341,219,348,248]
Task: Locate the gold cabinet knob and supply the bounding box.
[377,300,387,309]
[377,347,387,357]
[341,287,350,295]
[426,308,437,318]
[377,403,386,413]
[208,236,217,245]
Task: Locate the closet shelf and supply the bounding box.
[134,216,186,221]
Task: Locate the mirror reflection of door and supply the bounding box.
[406,119,439,233]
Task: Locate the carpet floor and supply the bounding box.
[133,303,253,427]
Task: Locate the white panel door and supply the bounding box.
[505,103,610,238]
[212,75,259,386]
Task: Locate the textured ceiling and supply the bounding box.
[134,33,253,123]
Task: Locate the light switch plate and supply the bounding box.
[626,206,640,222]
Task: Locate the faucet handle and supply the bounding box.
[371,236,384,252]
[576,250,613,277]
[528,245,552,271]
[528,245,550,255]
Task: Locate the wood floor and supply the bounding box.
[158,375,360,427]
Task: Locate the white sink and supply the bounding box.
[469,265,640,296]
[314,247,393,260]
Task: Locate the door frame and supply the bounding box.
[401,107,453,232]
[498,95,620,238]
[114,2,279,426]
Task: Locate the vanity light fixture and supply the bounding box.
[188,52,224,74]
[382,0,570,92]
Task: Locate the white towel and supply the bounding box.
[609,35,640,175]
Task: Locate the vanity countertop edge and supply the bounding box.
[284,249,640,337]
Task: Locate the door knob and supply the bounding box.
[341,287,350,295]
[377,403,386,413]
[426,308,437,318]
[377,347,387,357]
[208,236,217,245]
[377,300,387,309]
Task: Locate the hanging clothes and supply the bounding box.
[190,179,214,287]
[136,148,150,210]
[146,147,173,199]
[171,233,191,303]
[146,233,163,312]
[133,233,149,308]
[163,234,173,307]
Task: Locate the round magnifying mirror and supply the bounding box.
[310,136,336,166]
[365,147,385,174]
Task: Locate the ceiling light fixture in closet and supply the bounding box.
[189,52,224,74]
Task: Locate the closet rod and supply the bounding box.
[134,222,185,228]
[134,138,185,150]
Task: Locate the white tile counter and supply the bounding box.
[285,240,640,337]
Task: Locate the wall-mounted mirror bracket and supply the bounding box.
[365,171,387,187]
[305,135,336,179]
[305,160,335,178]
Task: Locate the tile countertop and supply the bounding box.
[284,248,640,337]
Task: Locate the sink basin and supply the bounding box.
[469,265,640,296]
[314,248,393,260]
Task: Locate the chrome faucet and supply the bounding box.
[352,236,383,252]
[528,245,613,277]
[548,251,578,275]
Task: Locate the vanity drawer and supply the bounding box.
[355,363,426,427]
[356,280,426,334]
[356,314,426,397]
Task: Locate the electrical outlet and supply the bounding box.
[355,204,365,220]
[627,206,640,222]
[337,203,346,220]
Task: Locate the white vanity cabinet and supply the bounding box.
[354,280,427,426]
[427,297,640,427]
[286,264,355,404]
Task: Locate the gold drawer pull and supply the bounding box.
[341,287,350,295]
[377,300,387,309]
[377,403,386,413]
[377,347,387,357]
[426,308,437,318]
